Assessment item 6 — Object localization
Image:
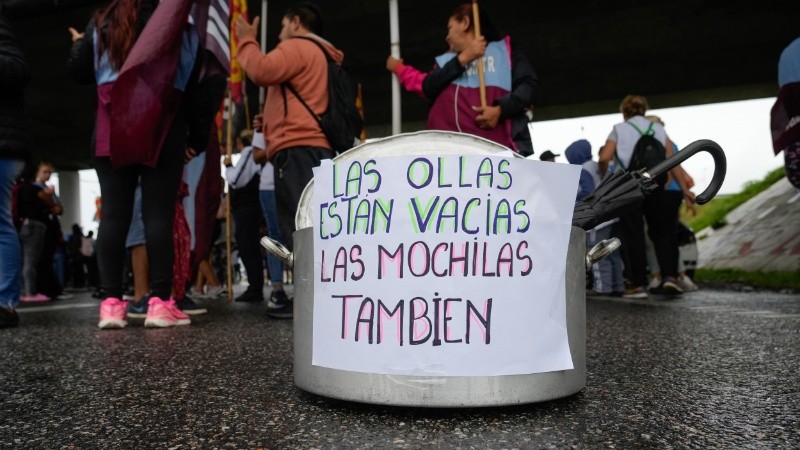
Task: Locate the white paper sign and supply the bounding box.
[311,154,580,376]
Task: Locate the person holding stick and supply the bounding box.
[386,3,541,156]
[223,130,266,304]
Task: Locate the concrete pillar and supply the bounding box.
[57,170,81,236]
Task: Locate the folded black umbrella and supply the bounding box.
[572,170,658,230]
[573,139,727,230]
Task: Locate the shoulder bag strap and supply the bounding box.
[280,36,331,126]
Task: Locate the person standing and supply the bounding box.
[32,161,65,300]
[236,2,339,255]
[237,3,343,318]
[68,0,220,328]
[223,130,265,304]
[643,115,699,292]
[390,3,540,155]
[565,139,624,297]
[771,36,800,190]
[17,161,59,302]
[0,6,31,327]
[251,120,292,319]
[598,95,695,298]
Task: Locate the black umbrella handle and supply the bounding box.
[644,139,727,205]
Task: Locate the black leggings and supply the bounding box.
[617,189,683,287]
[232,202,264,294]
[94,116,186,299]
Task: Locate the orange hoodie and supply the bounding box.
[237,34,344,159]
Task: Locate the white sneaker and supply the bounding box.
[204,284,225,298]
[678,275,699,291]
[647,276,662,291]
[189,287,206,298]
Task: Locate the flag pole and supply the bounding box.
[258,0,268,105]
[243,88,251,131]
[225,87,235,301]
[389,0,401,135]
[472,0,487,108]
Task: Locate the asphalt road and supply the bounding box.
[1,287,797,448]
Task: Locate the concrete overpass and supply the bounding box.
[4,0,797,171]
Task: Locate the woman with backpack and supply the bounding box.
[598,95,695,299]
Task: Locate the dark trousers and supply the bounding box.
[35,218,62,298]
[94,115,185,299]
[232,201,264,294]
[617,189,683,287]
[272,146,334,251]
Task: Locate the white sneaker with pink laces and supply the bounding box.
[98,297,128,329]
[144,297,191,328]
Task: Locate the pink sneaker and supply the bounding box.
[20,293,51,302]
[144,297,191,328]
[98,298,128,329]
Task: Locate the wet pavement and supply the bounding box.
[1,286,798,448]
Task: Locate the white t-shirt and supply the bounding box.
[252,131,275,191]
[607,115,669,169]
[259,162,275,191]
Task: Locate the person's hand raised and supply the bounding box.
[236,16,260,42]
[68,27,84,42]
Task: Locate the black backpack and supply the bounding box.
[615,120,668,189]
[282,36,363,154]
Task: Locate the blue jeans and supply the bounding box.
[259,190,284,286]
[588,224,624,294]
[0,158,24,308]
[125,185,145,248]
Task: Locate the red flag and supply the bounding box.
[191,126,223,269]
[109,0,193,169]
[229,0,249,103]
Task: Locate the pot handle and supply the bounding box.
[586,238,621,269]
[260,236,294,268]
[643,139,726,205]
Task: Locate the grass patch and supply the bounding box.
[695,268,800,291]
[682,167,786,232]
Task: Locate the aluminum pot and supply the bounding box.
[263,131,617,407]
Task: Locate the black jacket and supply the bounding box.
[0,13,31,161]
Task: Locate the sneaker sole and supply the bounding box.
[98,319,127,329]
[623,293,648,299]
[181,308,208,316]
[660,283,684,295]
[127,311,147,319]
[144,318,191,327]
[266,311,293,319]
